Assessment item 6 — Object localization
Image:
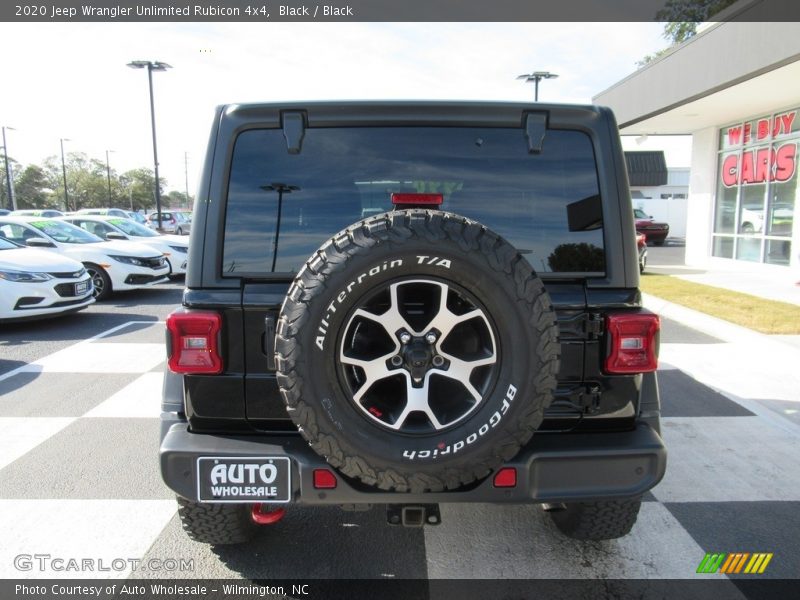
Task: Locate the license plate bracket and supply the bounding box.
[196,456,291,503]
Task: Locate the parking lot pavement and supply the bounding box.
[0,310,798,584]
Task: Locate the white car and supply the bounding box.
[740,207,765,234]
[76,207,130,218]
[76,208,156,230]
[0,236,94,321]
[0,216,169,301]
[61,215,189,277]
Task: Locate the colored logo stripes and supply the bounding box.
[696,552,773,574]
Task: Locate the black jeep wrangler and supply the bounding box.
[160,101,666,544]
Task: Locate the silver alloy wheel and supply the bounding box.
[86,266,106,298]
[339,279,497,433]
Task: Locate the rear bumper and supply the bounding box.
[160,419,666,504]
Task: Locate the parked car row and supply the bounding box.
[146,210,192,235]
[0,214,188,322]
[4,208,194,235]
[0,236,94,321]
[61,215,188,277]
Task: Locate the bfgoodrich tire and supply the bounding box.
[275,210,559,493]
[176,497,258,545]
[548,497,643,540]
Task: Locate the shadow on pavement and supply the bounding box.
[0,311,159,346]
[0,369,42,396]
[210,505,428,579]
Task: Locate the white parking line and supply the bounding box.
[0,321,163,384]
[654,416,800,503]
[0,499,177,579]
[0,417,76,471]
[87,321,162,342]
[84,373,164,418]
[26,342,164,374]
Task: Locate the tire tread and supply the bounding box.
[275,210,559,493]
[176,497,258,545]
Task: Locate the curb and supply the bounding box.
[642,292,799,353]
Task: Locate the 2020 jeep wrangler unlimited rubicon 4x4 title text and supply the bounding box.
[160,102,666,544]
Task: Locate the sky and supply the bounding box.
[0,22,690,194]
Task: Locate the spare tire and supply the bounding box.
[275,210,559,493]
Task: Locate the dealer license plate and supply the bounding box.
[197,456,291,503]
[75,280,89,295]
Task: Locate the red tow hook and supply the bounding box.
[251,504,286,525]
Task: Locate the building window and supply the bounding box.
[712,108,799,266]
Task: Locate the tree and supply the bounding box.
[0,155,22,210]
[68,154,109,210]
[13,165,53,209]
[163,190,192,209]
[6,153,171,212]
[119,168,167,213]
[637,0,737,67]
[40,152,108,211]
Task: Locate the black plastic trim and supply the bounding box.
[161,421,666,505]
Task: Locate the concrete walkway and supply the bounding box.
[647,254,800,307]
[644,292,800,428]
[643,241,800,426]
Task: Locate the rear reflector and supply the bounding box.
[391,193,443,207]
[166,311,223,374]
[604,312,660,374]
[493,467,517,488]
[313,469,337,489]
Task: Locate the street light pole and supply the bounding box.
[1,126,15,211]
[516,71,559,101]
[184,151,190,209]
[127,59,171,230]
[105,150,115,205]
[60,137,71,212]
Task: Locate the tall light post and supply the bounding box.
[1,126,15,211]
[516,71,559,101]
[60,137,71,212]
[184,151,190,209]
[105,149,115,205]
[127,59,171,230]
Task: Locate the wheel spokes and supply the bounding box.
[436,353,497,402]
[339,351,397,403]
[340,278,497,432]
[390,379,444,431]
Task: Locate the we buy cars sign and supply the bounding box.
[721,110,797,187]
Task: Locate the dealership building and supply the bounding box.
[594,19,800,274]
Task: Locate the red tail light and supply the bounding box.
[604,312,660,374]
[166,311,223,374]
[391,193,443,207]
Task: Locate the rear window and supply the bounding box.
[223,126,605,276]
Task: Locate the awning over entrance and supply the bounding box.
[624,151,668,186]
